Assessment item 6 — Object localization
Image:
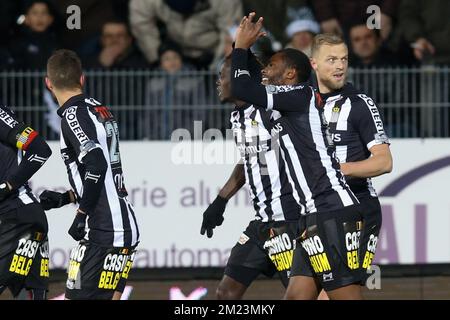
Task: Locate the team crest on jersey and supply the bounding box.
[238,233,250,245]
[251,120,258,127]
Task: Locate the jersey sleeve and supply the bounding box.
[61,105,108,214]
[230,48,312,112]
[351,94,390,150]
[60,106,103,163]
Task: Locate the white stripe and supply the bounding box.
[336,145,348,163]
[124,197,139,245]
[336,98,351,130]
[264,150,284,220]
[249,153,268,220]
[253,110,284,219]
[15,151,34,205]
[266,93,273,110]
[87,110,124,247]
[277,140,305,215]
[308,96,354,207]
[281,135,316,213]
[69,162,84,196]
[60,130,83,196]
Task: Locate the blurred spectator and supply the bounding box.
[349,24,399,67]
[242,0,309,46]
[49,0,117,57]
[143,42,206,139]
[312,0,399,41]
[9,0,59,70]
[85,20,149,69]
[129,0,242,70]
[285,7,319,56]
[399,0,450,65]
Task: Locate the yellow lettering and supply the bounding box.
[362,251,374,269]
[98,271,106,288]
[112,272,121,289]
[347,250,359,269]
[68,261,80,280]
[316,253,331,272]
[9,255,18,272]
[40,259,50,277]
[25,258,33,275]
[122,260,133,279]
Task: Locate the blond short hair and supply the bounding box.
[311,33,346,57]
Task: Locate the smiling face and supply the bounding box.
[262,52,288,85]
[311,43,348,93]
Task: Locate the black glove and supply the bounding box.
[39,190,74,210]
[68,211,87,241]
[200,195,228,238]
[0,182,12,202]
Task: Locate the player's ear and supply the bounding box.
[310,57,318,72]
[44,77,52,91]
[285,67,296,81]
[80,74,85,87]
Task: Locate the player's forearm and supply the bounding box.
[340,154,393,178]
[8,134,52,189]
[218,164,245,200]
[231,48,268,107]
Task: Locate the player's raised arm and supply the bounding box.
[231,14,312,112]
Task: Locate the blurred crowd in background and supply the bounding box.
[0,0,449,140]
[1,0,449,71]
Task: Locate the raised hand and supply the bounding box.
[235,12,267,50]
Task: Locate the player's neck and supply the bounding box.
[317,81,333,94]
[55,89,84,107]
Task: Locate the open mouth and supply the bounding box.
[333,73,344,81]
[262,77,269,85]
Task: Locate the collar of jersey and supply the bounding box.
[57,93,87,118]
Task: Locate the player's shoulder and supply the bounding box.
[265,83,311,94]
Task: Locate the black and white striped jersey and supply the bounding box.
[230,104,303,222]
[321,83,390,199]
[231,48,359,213]
[57,94,139,247]
[0,105,50,213]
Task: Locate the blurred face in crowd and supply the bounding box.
[291,31,314,52]
[350,25,380,63]
[160,50,183,74]
[102,23,132,53]
[217,59,232,103]
[262,52,292,85]
[25,2,54,33]
[311,43,348,93]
